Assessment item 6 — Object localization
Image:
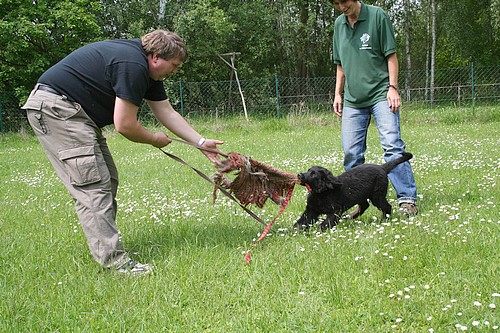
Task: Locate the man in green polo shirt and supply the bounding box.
[330,0,418,216]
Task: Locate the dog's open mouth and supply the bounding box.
[297,175,312,192]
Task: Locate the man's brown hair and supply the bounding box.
[141,30,188,62]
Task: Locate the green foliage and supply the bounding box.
[223,0,281,78]
[96,0,164,39]
[173,0,236,81]
[0,0,102,95]
[438,0,498,66]
[1,0,498,102]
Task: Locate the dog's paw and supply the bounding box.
[293,222,312,231]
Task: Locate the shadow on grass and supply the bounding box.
[123,217,263,259]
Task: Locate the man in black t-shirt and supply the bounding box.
[22,30,224,275]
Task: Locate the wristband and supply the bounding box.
[388,84,398,91]
[197,137,206,146]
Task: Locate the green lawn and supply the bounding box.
[0,106,498,332]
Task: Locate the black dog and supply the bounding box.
[294,153,413,230]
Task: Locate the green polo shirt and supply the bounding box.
[333,2,397,108]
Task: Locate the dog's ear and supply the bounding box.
[324,173,341,190]
[312,169,341,192]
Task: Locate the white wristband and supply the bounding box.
[197,137,206,146]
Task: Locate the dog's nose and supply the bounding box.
[297,174,304,185]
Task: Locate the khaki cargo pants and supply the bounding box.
[22,85,130,268]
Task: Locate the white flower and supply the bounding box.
[489,303,496,309]
[474,301,482,307]
[472,321,480,327]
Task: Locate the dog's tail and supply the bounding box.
[381,152,413,173]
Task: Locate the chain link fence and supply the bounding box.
[400,65,499,105]
[163,64,499,120]
[1,64,499,132]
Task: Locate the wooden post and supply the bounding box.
[218,52,248,122]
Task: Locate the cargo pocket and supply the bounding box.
[24,100,49,135]
[59,146,102,186]
[22,98,43,111]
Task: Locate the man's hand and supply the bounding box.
[151,132,173,148]
[387,87,401,113]
[199,139,225,165]
[333,94,343,117]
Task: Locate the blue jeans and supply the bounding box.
[341,100,417,205]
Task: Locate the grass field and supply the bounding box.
[0,106,499,332]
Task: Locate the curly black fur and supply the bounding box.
[294,153,413,230]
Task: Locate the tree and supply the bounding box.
[0,0,102,95]
[1,0,498,100]
[430,0,436,104]
[172,0,235,82]
[437,0,498,66]
[96,0,168,39]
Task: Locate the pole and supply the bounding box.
[471,62,475,116]
[179,79,185,117]
[218,53,248,122]
[275,74,280,118]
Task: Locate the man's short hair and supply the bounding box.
[141,30,188,62]
[329,0,356,5]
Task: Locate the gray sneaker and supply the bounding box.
[398,203,418,217]
[116,261,154,276]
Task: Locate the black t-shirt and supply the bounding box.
[38,39,167,127]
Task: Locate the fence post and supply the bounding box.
[275,74,280,118]
[179,79,185,117]
[471,62,475,116]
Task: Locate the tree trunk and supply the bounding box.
[296,0,309,77]
[158,0,167,23]
[404,0,412,102]
[425,0,430,103]
[430,0,436,105]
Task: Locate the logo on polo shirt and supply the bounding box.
[360,33,372,50]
